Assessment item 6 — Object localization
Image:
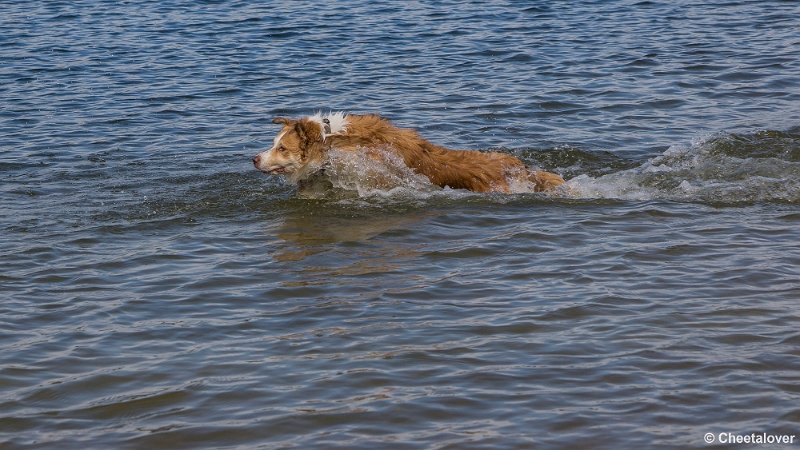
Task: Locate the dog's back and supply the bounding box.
[327,114,562,193]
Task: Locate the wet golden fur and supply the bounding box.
[253,113,565,193]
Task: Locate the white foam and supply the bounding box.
[563,136,800,203]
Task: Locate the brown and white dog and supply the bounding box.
[252,112,565,193]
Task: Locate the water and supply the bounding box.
[2,1,800,449]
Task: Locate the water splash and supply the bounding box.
[298,147,445,200]
[563,129,800,204]
[300,146,564,200]
[293,129,800,205]
[82,128,800,228]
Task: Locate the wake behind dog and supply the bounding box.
[252,112,565,195]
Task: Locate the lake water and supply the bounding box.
[2,1,800,449]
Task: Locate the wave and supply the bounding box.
[561,129,800,204]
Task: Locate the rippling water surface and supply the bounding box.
[2,1,800,449]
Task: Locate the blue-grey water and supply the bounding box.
[2,1,800,449]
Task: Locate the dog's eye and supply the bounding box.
[277,145,286,153]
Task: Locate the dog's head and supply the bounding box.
[252,117,327,182]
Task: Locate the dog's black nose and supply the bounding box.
[252,155,261,166]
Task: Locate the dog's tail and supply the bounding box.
[528,169,566,192]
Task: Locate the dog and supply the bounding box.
[252,112,565,193]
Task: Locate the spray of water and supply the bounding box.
[564,130,800,203]
[296,130,800,204]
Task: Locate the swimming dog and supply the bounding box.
[252,112,565,193]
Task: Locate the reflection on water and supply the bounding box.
[269,207,430,267]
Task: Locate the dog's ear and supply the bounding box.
[294,119,323,144]
[293,119,324,160]
[272,117,293,125]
